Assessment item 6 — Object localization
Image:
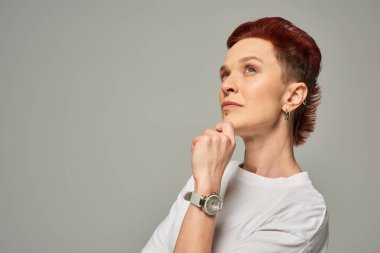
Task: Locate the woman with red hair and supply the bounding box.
[142,17,328,253]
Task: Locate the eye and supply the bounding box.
[220,71,230,81]
[244,65,256,74]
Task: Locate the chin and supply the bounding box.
[222,115,256,138]
[222,115,242,134]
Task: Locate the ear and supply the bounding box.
[281,82,308,112]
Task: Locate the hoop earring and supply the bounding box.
[285,109,290,121]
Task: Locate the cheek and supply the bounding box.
[244,85,281,120]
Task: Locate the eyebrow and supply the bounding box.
[219,56,264,74]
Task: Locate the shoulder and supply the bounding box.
[263,180,329,247]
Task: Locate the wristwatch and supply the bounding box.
[183,191,223,216]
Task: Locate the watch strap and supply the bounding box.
[183,191,204,207]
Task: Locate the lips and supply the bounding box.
[222,101,243,108]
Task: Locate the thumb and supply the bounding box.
[214,122,236,143]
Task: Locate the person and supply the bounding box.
[141,16,329,253]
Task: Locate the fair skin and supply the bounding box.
[173,38,307,253]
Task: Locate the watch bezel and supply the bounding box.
[202,192,223,216]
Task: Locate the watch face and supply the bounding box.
[204,194,222,215]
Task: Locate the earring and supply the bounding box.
[302,100,307,106]
[285,109,290,121]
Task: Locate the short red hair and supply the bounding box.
[227,17,322,146]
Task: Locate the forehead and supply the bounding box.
[224,38,277,66]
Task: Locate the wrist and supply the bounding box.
[194,182,221,196]
[192,167,223,195]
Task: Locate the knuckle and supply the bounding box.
[212,135,220,142]
[202,135,211,142]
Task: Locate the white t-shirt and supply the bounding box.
[141,160,329,253]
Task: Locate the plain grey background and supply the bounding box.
[1,0,379,252]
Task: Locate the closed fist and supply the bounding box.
[191,122,236,193]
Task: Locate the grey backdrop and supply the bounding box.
[1,0,379,252]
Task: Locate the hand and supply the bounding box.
[191,122,236,194]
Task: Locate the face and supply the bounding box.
[218,38,288,138]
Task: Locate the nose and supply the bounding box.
[221,75,238,97]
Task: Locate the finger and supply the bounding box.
[214,122,236,143]
[203,128,222,136]
[191,135,202,151]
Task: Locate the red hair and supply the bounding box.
[227,17,322,146]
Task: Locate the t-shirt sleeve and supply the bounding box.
[229,205,329,253]
[230,229,309,253]
[141,175,194,253]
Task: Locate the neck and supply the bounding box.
[240,123,302,178]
